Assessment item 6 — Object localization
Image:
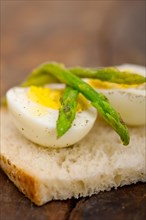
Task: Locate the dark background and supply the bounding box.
[1,0,145,95]
[1,1,146,220]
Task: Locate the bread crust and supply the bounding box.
[0,154,42,205]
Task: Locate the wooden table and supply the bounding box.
[1,1,146,219]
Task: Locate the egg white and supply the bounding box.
[6,86,97,148]
[91,64,146,126]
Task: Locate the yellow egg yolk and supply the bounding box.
[88,79,139,89]
[27,86,63,109]
[27,86,89,111]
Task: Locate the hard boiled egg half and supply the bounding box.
[87,64,146,126]
[6,84,97,148]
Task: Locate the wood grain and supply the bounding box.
[1,1,146,220]
[69,184,146,220]
[0,170,77,220]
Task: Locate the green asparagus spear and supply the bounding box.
[22,63,146,87]
[1,96,7,107]
[57,86,79,138]
[21,65,59,87]
[70,67,146,85]
[40,63,129,145]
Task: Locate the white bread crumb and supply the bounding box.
[0,109,146,205]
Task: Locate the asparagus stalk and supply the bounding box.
[57,86,79,138]
[1,96,7,107]
[21,65,59,87]
[41,63,129,145]
[70,67,146,84]
[22,63,146,87]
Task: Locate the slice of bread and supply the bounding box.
[0,109,146,206]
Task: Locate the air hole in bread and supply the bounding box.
[114,174,122,185]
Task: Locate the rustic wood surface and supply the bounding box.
[1,1,146,220]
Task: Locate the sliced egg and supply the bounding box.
[6,85,97,148]
[88,64,146,126]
